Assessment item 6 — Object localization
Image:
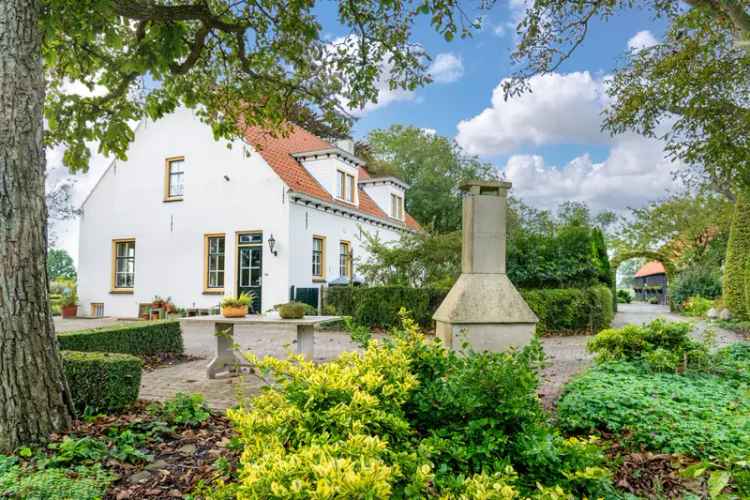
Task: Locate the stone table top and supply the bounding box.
[180,314,342,326]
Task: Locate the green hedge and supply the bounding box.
[62,351,143,414]
[58,320,183,355]
[327,285,614,335]
[327,286,447,328]
[522,285,613,335]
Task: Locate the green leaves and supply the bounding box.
[42,0,475,172]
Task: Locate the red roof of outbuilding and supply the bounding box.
[634,261,666,278]
[243,124,419,231]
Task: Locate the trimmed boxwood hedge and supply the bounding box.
[62,351,143,414]
[327,284,614,335]
[58,320,183,355]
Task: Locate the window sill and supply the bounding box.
[334,196,357,206]
[163,197,184,203]
[312,277,327,283]
[203,289,225,295]
[110,289,134,294]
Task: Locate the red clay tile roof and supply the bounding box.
[635,261,666,278]
[243,124,420,231]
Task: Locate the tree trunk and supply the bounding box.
[0,0,73,451]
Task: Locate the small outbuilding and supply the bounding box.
[632,261,668,305]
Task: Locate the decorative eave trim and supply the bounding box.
[288,191,417,233]
[358,176,410,190]
[291,147,364,167]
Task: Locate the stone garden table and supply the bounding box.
[182,314,342,379]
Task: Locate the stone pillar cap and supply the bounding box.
[460,180,513,193]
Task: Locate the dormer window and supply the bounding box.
[336,170,355,203]
[390,193,404,220]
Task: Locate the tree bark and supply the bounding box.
[0,0,73,451]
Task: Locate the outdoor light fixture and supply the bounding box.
[223,175,230,181]
[268,234,277,256]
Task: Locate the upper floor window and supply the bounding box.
[336,170,355,203]
[204,234,225,293]
[312,236,325,279]
[390,193,404,219]
[339,241,352,278]
[112,239,135,292]
[164,157,184,201]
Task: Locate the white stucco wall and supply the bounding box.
[299,156,359,205]
[287,202,404,295]
[78,108,290,317]
[361,181,406,221]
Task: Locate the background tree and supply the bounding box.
[0,0,475,451]
[46,179,79,247]
[47,248,77,281]
[506,0,750,316]
[362,126,496,232]
[611,191,733,270]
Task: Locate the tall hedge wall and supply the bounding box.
[723,190,750,320]
[58,320,183,355]
[326,285,613,335]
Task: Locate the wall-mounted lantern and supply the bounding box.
[268,234,278,256]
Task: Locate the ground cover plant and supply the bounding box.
[219,311,616,498]
[0,394,240,499]
[557,320,750,497]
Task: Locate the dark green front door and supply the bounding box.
[237,232,262,313]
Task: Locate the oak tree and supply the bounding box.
[0,0,475,450]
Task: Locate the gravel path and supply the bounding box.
[537,302,746,407]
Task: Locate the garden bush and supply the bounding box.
[616,289,631,304]
[586,319,710,372]
[224,312,614,498]
[327,285,614,335]
[62,351,143,414]
[670,265,722,309]
[58,320,183,355]
[681,295,714,317]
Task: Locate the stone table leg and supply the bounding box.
[296,324,315,361]
[206,322,245,379]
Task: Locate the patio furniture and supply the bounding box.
[182,314,341,379]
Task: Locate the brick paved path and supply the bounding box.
[139,304,746,409]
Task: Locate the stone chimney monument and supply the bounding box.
[433,181,538,352]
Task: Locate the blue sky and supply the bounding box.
[52,2,681,261]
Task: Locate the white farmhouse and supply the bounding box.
[77,108,419,318]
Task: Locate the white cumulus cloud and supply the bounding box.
[627,30,658,51]
[501,134,683,214]
[456,71,609,156]
[428,53,464,84]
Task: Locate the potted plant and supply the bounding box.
[220,293,252,318]
[277,302,306,320]
[60,287,78,318]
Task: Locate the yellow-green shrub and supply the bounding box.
[225,312,613,498]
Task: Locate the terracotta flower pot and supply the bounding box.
[61,305,78,318]
[221,305,248,318]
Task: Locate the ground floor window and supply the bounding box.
[204,233,226,293]
[312,236,325,279]
[339,241,352,278]
[112,239,135,292]
[90,303,104,317]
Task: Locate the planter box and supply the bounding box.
[61,305,78,319]
[221,305,248,318]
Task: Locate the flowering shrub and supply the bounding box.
[225,311,613,498]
